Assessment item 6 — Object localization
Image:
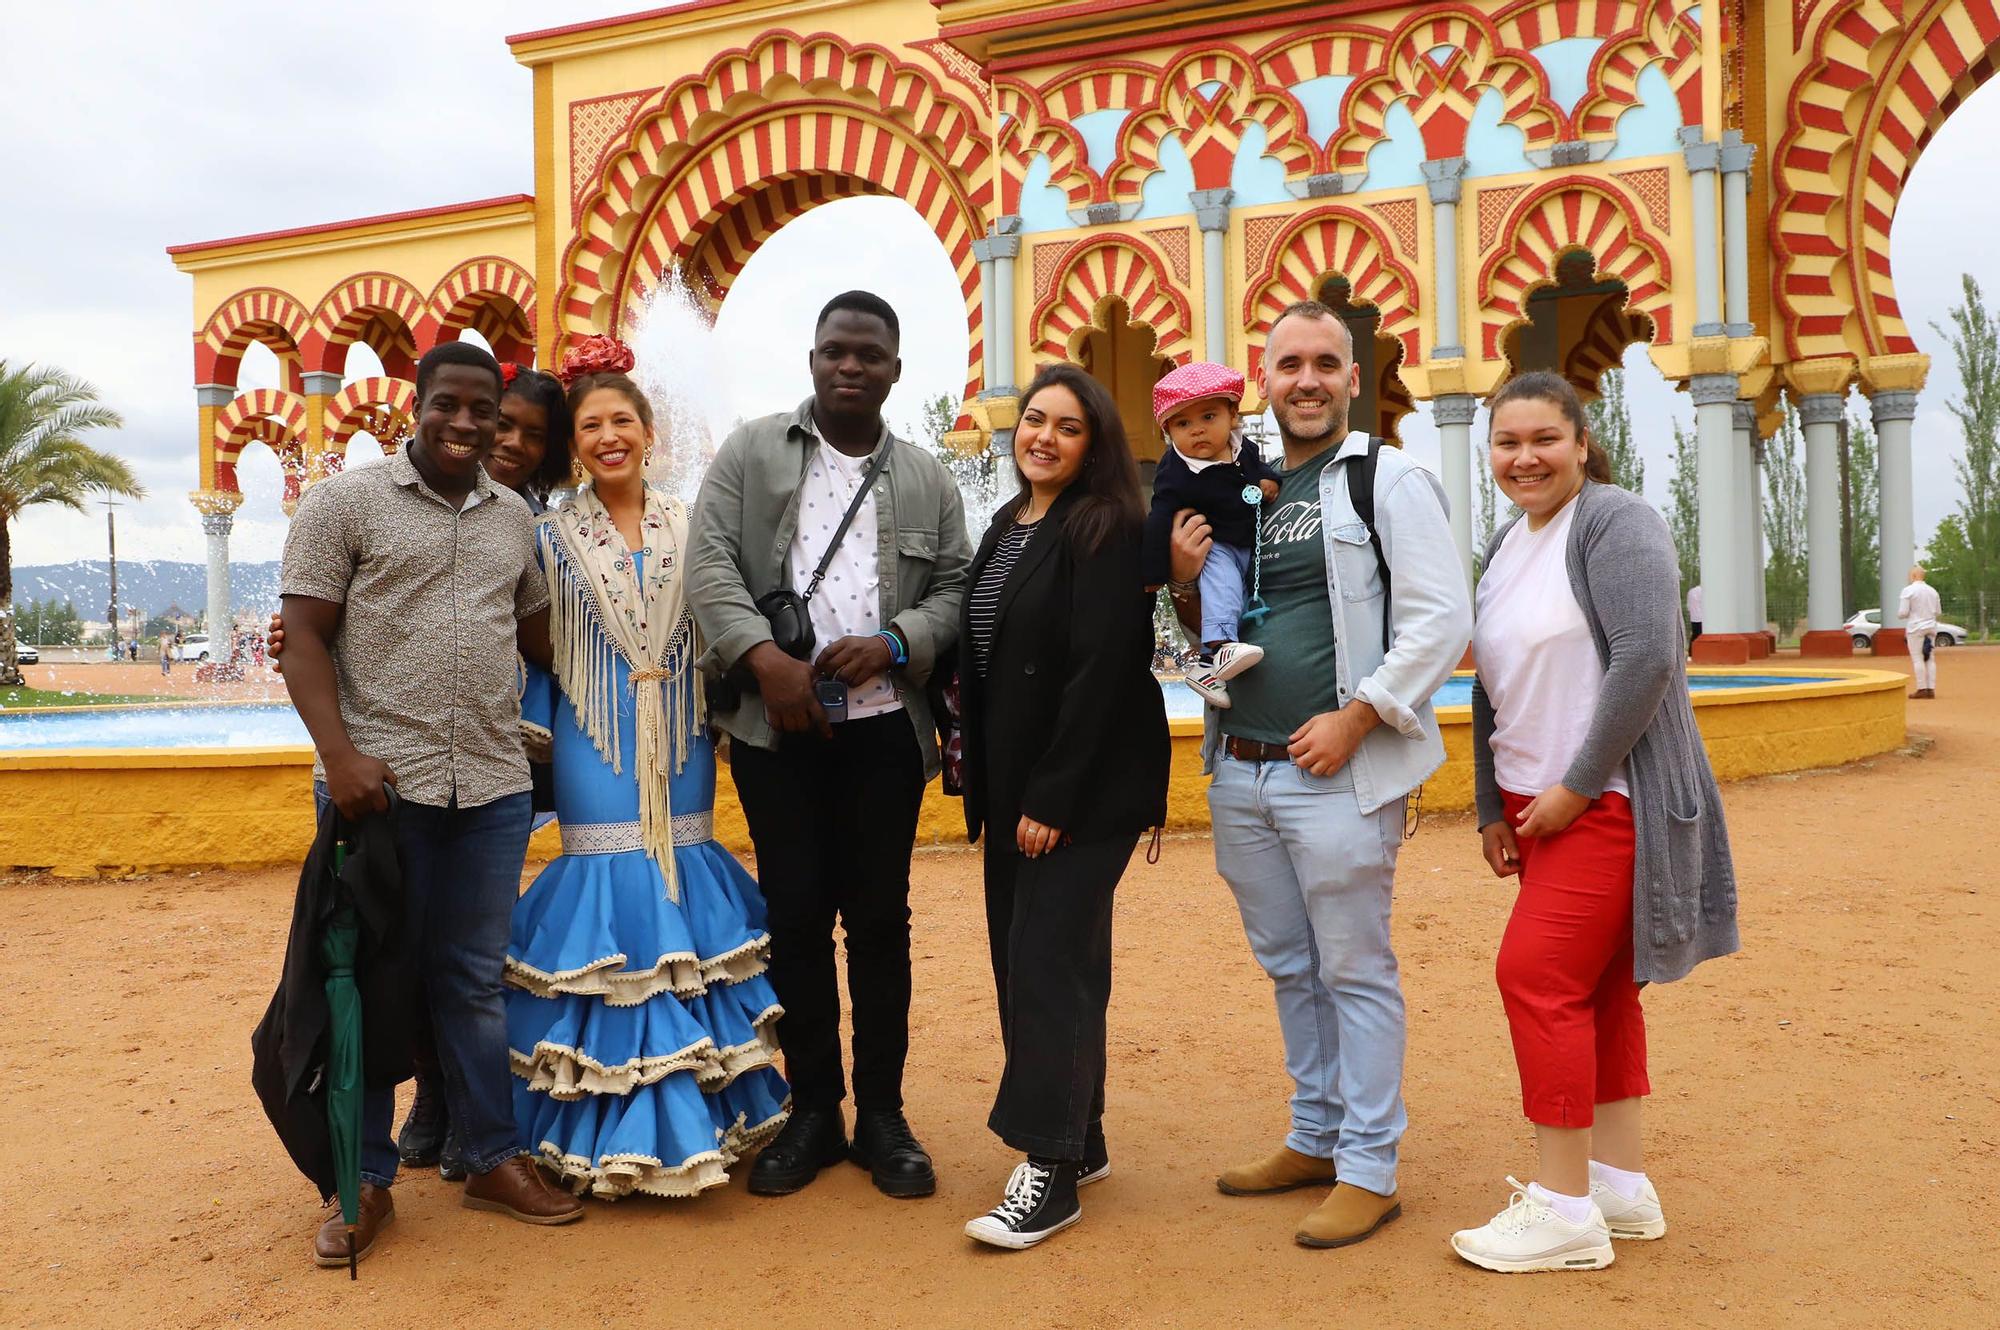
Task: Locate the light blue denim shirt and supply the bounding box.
[1201,430,1473,813]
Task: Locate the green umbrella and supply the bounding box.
[319,840,366,1279]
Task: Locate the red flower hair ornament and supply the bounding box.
[498,362,522,387]
[558,334,637,387]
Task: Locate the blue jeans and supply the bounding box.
[314,784,532,1186]
[1207,754,1408,1195]
[1199,542,1253,645]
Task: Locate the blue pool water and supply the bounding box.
[0,675,1824,750]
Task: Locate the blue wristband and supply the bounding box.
[876,629,909,667]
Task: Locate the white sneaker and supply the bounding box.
[1450,1177,1616,1273]
[1210,642,1264,682]
[1184,658,1232,709]
[1591,1178,1666,1240]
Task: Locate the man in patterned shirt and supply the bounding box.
[279,341,583,1266]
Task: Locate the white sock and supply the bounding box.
[1527,1181,1596,1225]
[1589,1160,1648,1201]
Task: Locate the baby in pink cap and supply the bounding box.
[1141,361,1280,708]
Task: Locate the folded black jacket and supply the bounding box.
[249,796,416,1202]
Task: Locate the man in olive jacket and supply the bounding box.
[688,291,971,1201]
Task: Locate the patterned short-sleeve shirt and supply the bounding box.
[281,449,549,808]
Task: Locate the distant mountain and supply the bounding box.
[11,561,283,618]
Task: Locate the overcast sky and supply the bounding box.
[4,2,1998,571]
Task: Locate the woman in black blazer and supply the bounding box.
[956,362,1171,1250]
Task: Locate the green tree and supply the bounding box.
[1585,369,1646,494]
[1844,408,1880,613]
[1666,419,1701,601]
[1924,514,1978,626]
[1762,406,1809,637]
[0,362,140,684]
[1932,273,2000,632]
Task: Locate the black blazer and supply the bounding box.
[959,486,1171,846]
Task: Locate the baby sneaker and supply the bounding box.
[1184,653,1232,708]
[1211,641,1264,681]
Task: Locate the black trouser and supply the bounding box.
[730,711,926,1111]
[983,833,1137,1160]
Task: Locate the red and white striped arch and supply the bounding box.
[211,389,310,500]
[1772,0,2000,361]
[324,377,418,451]
[1104,47,1317,202]
[426,257,537,366]
[560,30,991,402]
[195,287,310,390]
[1242,205,1424,381]
[303,272,425,377]
[1478,178,1673,363]
[1030,234,1195,364]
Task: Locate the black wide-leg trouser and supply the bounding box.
[983,832,1138,1160]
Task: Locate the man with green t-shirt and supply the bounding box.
[1165,301,1471,1251]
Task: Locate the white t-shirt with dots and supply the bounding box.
[786,433,902,720]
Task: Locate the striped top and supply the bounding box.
[969,520,1037,678]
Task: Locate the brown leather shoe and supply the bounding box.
[1216,1145,1338,1196]
[1296,1181,1401,1248]
[312,1183,394,1268]
[462,1155,584,1225]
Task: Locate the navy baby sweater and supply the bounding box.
[1140,436,1279,587]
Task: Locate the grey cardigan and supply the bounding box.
[1471,482,1739,984]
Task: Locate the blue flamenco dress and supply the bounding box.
[506,549,789,1199]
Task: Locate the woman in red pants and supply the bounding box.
[1455,371,1739,1273]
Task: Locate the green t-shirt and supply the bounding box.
[1224,447,1342,744]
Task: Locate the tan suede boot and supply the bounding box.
[1295,1182,1401,1248]
[1216,1145,1338,1196]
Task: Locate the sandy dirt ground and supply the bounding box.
[1,651,1993,1330]
[9,659,285,703]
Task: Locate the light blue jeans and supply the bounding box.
[1207,753,1408,1195]
[1199,541,1253,645]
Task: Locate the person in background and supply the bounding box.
[688,291,971,1201]
[159,632,174,676]
[1685,583,1703,648]
[1900,566,1942,699]
[278,340,583,1267]
[1168,301,1472,1251]
[1458,370,1738,1274]
[955,363,1169,1250]
[127,638,139,663]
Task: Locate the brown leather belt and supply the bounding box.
[1224,736,1294,764]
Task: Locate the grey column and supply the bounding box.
[1734,400,1763,633]
[1435,393,1479,589]
[1719,132,1756,338]
[975,216,1024,394]
[1422,158,1469,357]
[1681,130,1724,337]
[1191,188,1234,364]
[1692,373,1744,632]
[975,252,996,389]
[1873,390,1920,629]
[201,511,233,640]
[1798,392,1847,632]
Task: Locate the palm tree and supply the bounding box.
[0,362,141,686]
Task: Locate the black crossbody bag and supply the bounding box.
[754,441,892,659]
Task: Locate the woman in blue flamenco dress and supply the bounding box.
[507,350,788,1199]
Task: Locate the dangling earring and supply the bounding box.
[571,456,587,486]
[643,439,655,468]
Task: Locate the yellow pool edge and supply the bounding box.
[0,668,1908,875]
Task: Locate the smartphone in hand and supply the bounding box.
[814,677,849,725]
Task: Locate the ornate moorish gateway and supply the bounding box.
[169,0,2000,663]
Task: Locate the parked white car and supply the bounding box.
[175,634,213,662]
[1843,609,1969,649]
[14,644,38,665]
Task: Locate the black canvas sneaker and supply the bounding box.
[1078,1123,1110,1187]
[964,1158,1081,1250]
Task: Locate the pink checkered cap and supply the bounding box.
[1153,361,1246,424]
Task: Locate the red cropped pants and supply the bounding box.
[1496,790,1651,1128]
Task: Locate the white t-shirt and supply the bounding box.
[786,434,900,720]
[1686,584,1704,621]
[1899,580,1942,633]
[1473,497,1629,800]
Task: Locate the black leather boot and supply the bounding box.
[748,1105,848,1196]
[396,1071,450,1168]
[849,1108,936,1198]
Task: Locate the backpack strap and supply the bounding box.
[1344,437,1392,652]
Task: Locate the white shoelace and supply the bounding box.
[1488,1175,1559,1236]
[987,1161,1050,1225]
